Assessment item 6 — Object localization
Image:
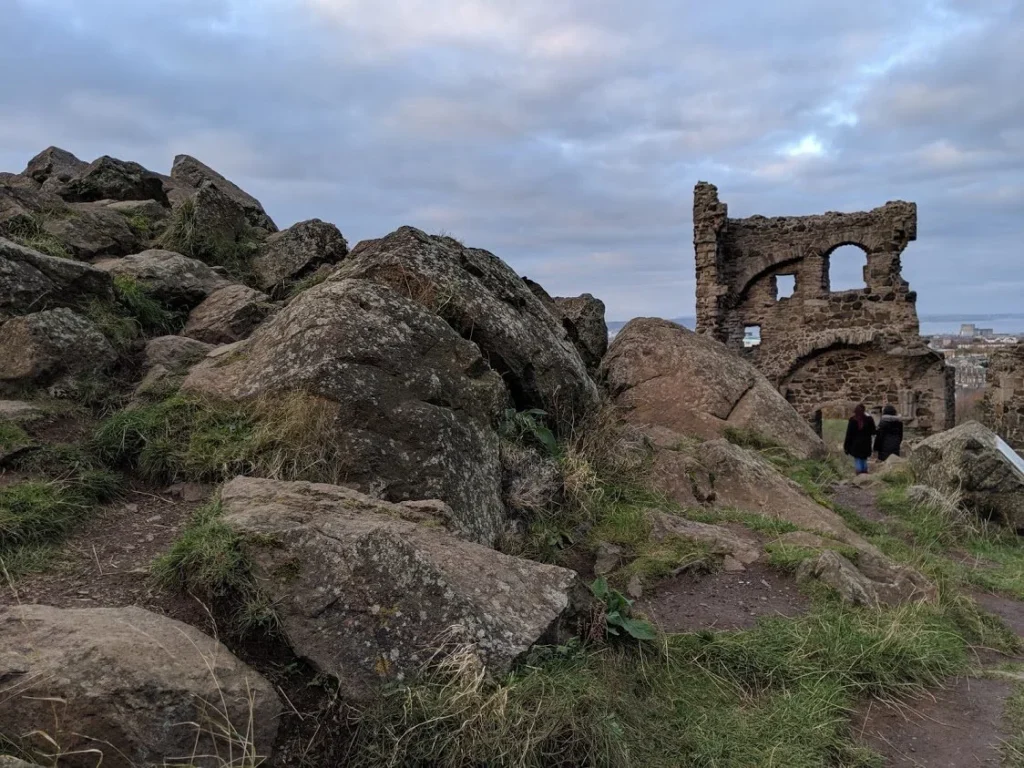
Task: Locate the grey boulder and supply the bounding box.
[95,249,231,309]
[0,238,113,317]
[333,227,599,433]
[219,476,582,695]
[21,146,87,192]
[170,154,277,232]
[601,317,825,460]
[0,604,281,768]
[0,309,115,391]
[184,284,274,344]
[253,218,348,293]
[910,420,1024,528]
[56,155,168,205]
[183,278,509,544]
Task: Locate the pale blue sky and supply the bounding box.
[3,0,1021,319]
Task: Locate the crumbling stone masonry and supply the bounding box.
[981,344,1024,449]
[693,182,954,436]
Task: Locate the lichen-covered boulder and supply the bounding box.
[21,146,87,192]
[253,218,348,293]
[219,476,582,695]
[910,420,1024,528]
[0,238,113,318]
[601,318,826,460]
[39,202,144,260]
[332,227,599,433]
[174,180,253,255]
[56,156,168,205]
[170,154,277,232]
[184,284,274,344]
[95,249,231,309]
[0,309,115,391]
[183,278,509,544]
[0,604,281,768]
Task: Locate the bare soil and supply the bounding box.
[0,484,214,633]
[832,481,889,524]
[853,676,1014,767]
[637,561,811,632]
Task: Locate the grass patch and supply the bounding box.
[152,501,277,633]
[93,392,347,485]
[161,196,260,282]
[348,599,969,767]
[1003,681,1024,765]
[2,213,73,260]
[0,471,120,578]
[0,422,31,451]
[86,274,184,353]
[123,211,154,238]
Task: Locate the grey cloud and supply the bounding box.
[1,0,1021,320]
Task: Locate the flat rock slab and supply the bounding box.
[637,562,810,633]
[854,676,1013,767]
[220,476,583,696]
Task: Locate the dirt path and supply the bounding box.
[638,561,810,632]
[1,484,214,631]
[832,480,1024,766]
[853,676,1015,767]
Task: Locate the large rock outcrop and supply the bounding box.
[0,309,116,391]
[795,545,938,606]
[95,249,231,309]
[22,146,87,192]
[170,155,277,232]
[331,227,600,433]
[0,238,112,318]
[40,202,144,259]
[601,317,825,459]
[0,604,281,768]
[219,477,582,694]
[253,218,348,293]
[183,278,509,544]
[910,420,1024,528]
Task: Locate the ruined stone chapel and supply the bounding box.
[693,182,954,436]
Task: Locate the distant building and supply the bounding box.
[979,328,994,338]
[960,323,977,337]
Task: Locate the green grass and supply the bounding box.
[0,422,31,452]
[2,213,73,260]
[1003,681,1024,765]
[152,501,278,633]
[93,391,347,486]
[86,275,184,353]
[0,470,120,578]
[123,211,154,238]
[348,598,970,768]
[160,196,260,282]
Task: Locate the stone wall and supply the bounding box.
[693,182,954,435]
[981,344,1024,448]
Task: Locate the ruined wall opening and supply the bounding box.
[825,244,869,292]
[776,274,796,299]
[744,325,761,347]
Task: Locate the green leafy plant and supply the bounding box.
[590,576,657,641]
[499,408,558,456]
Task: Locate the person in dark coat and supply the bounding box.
[874,404,904,462]
[844,403,876,475]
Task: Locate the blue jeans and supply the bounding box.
[854,457,869,474]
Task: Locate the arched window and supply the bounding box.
[825,244,868,292]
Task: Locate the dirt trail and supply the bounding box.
[0,483,213,631]
[834,480,1024,766]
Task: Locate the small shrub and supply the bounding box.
[498,408,558,457]
[124,212,153,238]
[590,576,657,641]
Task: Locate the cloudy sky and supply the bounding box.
[2,0,1021,320]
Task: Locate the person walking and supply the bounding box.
[843,403,876,475]
[874,404,904,462]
